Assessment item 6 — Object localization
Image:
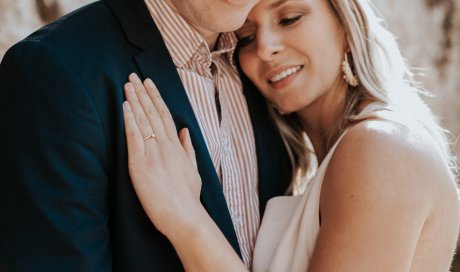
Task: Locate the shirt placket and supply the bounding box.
[214,57,250,264]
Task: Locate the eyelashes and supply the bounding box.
[237,14,304,48]
[279,14,303,26]
[237,34,255,48]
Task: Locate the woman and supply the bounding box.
[122,0,459,271]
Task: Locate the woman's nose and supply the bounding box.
[256,29,284,62]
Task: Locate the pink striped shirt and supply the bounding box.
[145,0,259,266]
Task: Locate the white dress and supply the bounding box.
[252,103,391,272]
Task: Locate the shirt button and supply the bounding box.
[223,141,231,153]
[199,46,208,55]
[232,214,242,226]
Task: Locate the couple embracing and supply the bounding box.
[1,0,458,271]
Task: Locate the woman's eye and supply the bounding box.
[279,15,302,26]
[237,35,255,48]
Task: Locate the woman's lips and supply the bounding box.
[267,65,304,90]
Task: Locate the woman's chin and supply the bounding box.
[271,104,295,115]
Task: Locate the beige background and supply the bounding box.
[1,0,460,269]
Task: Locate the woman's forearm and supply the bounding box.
[165,204,248,272]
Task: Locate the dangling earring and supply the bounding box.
[341,53,359,87]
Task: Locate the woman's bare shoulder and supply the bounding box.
[311,115,459,272]
[309,118,458,271]
[322,118,455,220]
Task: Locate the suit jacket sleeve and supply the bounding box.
[0,40,111,271]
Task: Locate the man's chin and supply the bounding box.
[224,0,253,7]
[219,18,248,33]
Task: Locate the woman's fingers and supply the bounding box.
[128,73,167,143]
[179,128,198,170]
[143,78,179,143]
[123,101,145,160]
[124,82,157,151]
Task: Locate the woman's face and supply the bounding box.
[236,0,348,114]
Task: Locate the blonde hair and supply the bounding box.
[268,0,458,192]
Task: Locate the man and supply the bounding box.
[0,0,291,271]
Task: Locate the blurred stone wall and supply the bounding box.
[0,0,95,54]
[374,0,460,166]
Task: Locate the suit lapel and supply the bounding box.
[103,0,242,257]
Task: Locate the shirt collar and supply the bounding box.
[215,32,238,67]
[145,0,238,68]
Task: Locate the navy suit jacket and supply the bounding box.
[0,0,292,271]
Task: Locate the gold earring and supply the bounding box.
[341,53,359,87]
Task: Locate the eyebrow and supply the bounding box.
[269,0,291,9]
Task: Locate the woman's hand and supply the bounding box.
[123,73,246,271]
[122,73,202,237]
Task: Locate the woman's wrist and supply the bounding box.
[164,204,248,272]
[159,200,208,242]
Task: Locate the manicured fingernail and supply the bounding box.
[123,101,131,111]
[125,83,135,93]
[145,78,155,88]
[129,73,142,83]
